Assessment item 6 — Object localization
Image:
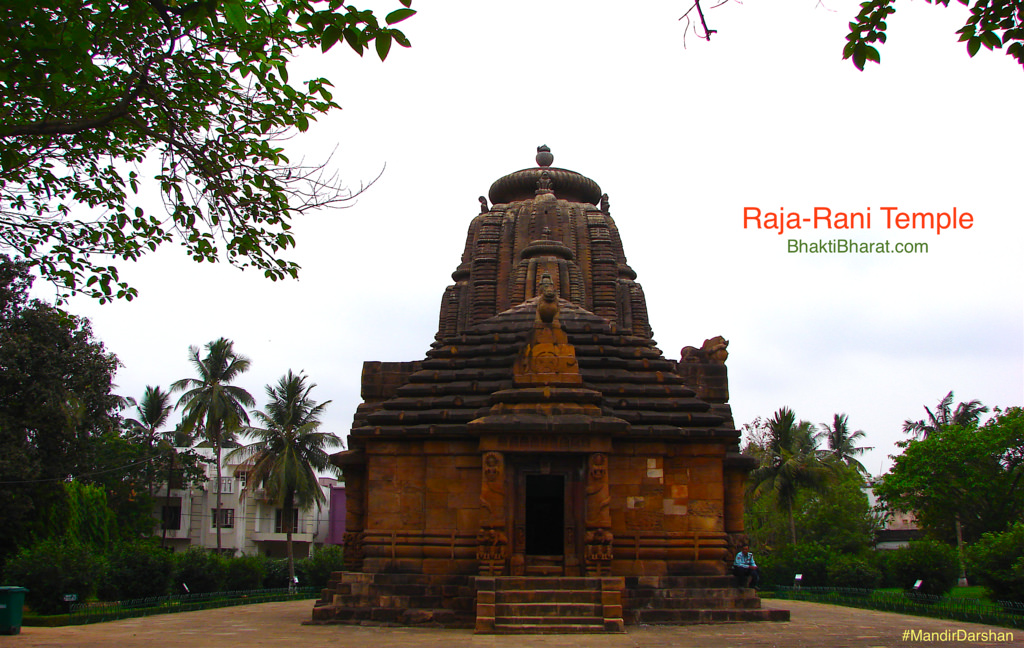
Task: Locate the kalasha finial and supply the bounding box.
[536,145,553,167]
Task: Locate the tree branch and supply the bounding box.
[1,68,151,138]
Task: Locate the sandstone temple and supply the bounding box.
[312,148,788,632]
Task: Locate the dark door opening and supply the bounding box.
[525,474,564,555]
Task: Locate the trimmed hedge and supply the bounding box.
[224,554,266,591]
[2,538,101,615]
[98,541,175,600]
[3,539,346,617]
[173,548,226,594]
[298,545,345,588]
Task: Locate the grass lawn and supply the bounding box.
[876,585,991,602]
[947,586,988,599]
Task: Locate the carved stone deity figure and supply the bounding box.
[478,451,508,575]
[585,453,613,575]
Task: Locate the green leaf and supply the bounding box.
[385,8,416,25]
[967,37,981,57]
[321,25,342,53]
[343,27,364,55]
[375,32,392,60]
[853,49,866,71]
[223,0,248,33]
[393,31,411,48]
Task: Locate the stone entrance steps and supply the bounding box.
[475,577,625,634]
[524,555,563,576]
[623,576,790,625]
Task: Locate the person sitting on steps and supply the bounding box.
[733,543,759,589]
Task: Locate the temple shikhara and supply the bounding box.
[312,148,788,632]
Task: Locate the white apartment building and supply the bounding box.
[154,443,337,558]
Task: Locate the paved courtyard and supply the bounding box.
[1,598,1020,648]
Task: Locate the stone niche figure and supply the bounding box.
[478,451,508,575]
[585,453,613,575]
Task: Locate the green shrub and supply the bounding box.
[173,548,226,594]
[967,522,1024,602]
[871,550,901,589]
[826,554,882,589]
[261,558,291,589]
[97,541,174,601]
[889,539,960,596]
[759,542,830,588]
[298,545,345,588]
[224,554,266,591]
[1,538,101,615]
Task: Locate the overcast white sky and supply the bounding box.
[42,0,1023,478]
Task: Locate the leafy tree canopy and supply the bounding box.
[876,407,1024,544]
[821,412,873,474]
[844,0,1024,71]
[745,407,833,544]
[0,0,415,302]
[0,254,122,560]
[746,446,877,554]
[173,336,254,551]
[229,370,339,584]
[902,390,989,440]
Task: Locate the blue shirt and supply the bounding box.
[734,551,757,568]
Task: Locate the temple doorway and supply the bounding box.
[525,474,564,556]
[512,457,584,576]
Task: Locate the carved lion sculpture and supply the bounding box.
[680,336,729,364]
[702,336,729,364]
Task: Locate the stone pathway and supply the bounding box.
[2,598,1021,648]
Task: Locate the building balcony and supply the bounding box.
[252,531,314,543]
[251,488,275,503]
[159,526,191,540]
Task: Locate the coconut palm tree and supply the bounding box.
[903,391,989,439]
[124,385,173,497]
[172,338,254,552]
[748,407,830,544]
[227,370,341,588]
[820,413,873,475]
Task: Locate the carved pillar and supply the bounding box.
[477,451,508,575]
[584,453,613,576]
[341,464,366,571]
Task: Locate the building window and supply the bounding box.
[212,508,234,529]
[161,505,182,530]
[237,471,247,488]
[274,508,299,533]
[214,477,233,494]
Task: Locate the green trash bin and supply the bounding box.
[0,586,29,635]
